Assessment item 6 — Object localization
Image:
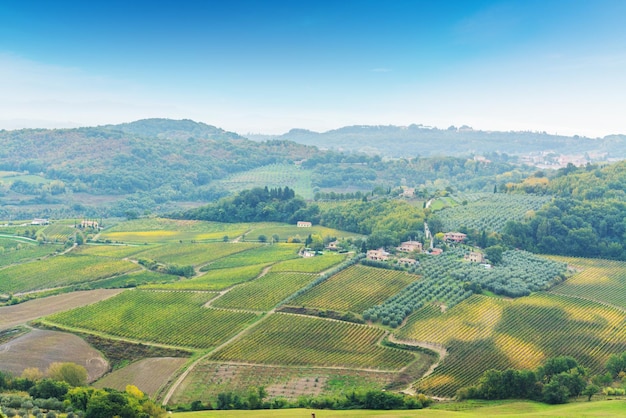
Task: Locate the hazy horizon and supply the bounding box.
[1,0,625,137]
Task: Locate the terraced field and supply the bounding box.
[210,313,415,370]
[211,272,317,311]
[45,290,260,349]
[549,256,626,309]
[397,293,626,397]
[290,265,418,313]
[0,254,138,293]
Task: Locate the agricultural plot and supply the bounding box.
[100,218,251,243]
[271,253,348,273]
[77,244,153,258]
[0,289,123,331]
[397,293,626,398]
[212,272,317,311]
[94,357,188,396]
[87,270,180,289]
[290,265,417,313]
[433,194,551,233]
[144,264,269,291]
[0,239,61,267]
[247,223,362,241]
[46,290,260,349]
[0,329,109,382]
[549,256,626,309]
[215,163,315,200]
[41,223,76,242]
[210,313,415,370]
[204,244,300,270]
[132,242,260,266]
[171,361,396,405]
[0,254,138,293]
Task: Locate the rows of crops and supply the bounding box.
[210,313,415,370]
[85,270,180,290]
[398,293,626,397]
[77,244,154,258]
[203,244,300,270]
[0,240,61,268]
[46,290,260,349]
[41,224,76,242]
[365,249,565,326]
[173,361,395,404]
[0,254,138,293]
[290,265,417,313]
[549,256,626,309]
[215,163,314,200]
[144,264,269,291]
[133,242,260,266]
[100,218,251,243]
[247,223,361,241]
[212,272,317,311]
[434,194,551,232]
[271,252,348,273]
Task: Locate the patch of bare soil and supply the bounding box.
[0,289,124,331]
[0,328,109,382]
[266,376,328,399]
[94,357,188,397]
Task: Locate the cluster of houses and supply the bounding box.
[365,231,488,266]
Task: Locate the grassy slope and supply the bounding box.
[171,399,626,417]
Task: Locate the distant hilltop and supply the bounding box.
[246,124,626,160]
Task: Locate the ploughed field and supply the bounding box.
[2,218,626,404]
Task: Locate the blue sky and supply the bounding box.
[1,0,625,136]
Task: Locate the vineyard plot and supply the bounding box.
[211,272,317,311]
[143,264,269,291]
[46,290,259,349]
[397,293,626,398]
[132,242,260,266]
[204,244,300,270]
[0,254,138,294]
[271,253,348,273]
[290,265,417,313]
[549,256,626,309]
[210,313,415,370]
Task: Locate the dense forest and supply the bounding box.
[502,161,626,260]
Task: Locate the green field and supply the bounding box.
[397,293,626,397]
[549,256,626,309]
[211,272,317,311]
[100,218,252,243]
[41,223,76,242]
[133,242,261,266]
[45,290,260,349]
[0,253,138,293]
[204,244,300,270]
[77,244,154,258]
[210,313,415,370]
[290,265,418,313]
[0,239,61,267]
[215,163,315,200]
[271,252,348,273]
[86,270,181,289]
[144,264,269,291]
[171,400,626,417]
[246,223,362,241]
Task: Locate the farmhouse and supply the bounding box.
[80,220,99,229]
[465,251,484,263]
[367,248,390,261]
[398,257,418,266]
[444,232,467,243]
[327,240,339,251]
[397,240,422,253]
[297,221,312,228]
[31,218,49,225]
